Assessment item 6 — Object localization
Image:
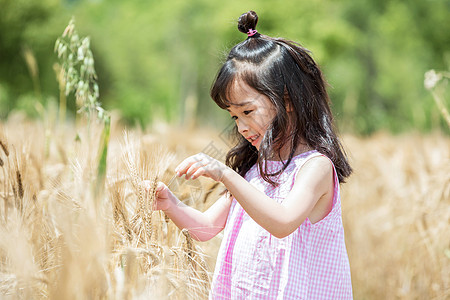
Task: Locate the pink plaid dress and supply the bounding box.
[210,150,352,299]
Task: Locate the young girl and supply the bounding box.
[151,10,353,299]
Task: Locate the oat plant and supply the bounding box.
[54,17,110,198]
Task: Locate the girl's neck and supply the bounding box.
[267,141,313,161]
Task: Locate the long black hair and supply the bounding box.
[211,11,352,185]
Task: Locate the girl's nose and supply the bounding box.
[237,119,249,134]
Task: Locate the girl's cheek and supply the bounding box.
[250,113,263,129]
[257,117,271,132]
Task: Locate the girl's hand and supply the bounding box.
[144,181,176,212]
[175,153,230,182]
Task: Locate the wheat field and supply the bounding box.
[0,114,448,299]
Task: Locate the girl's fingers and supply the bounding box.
[185,161,206,179]
[176,154,209,176]
[175,156,199,176]
[144,181,166,193]
[155,181,173,200]
[156,181,165,192]
[191,168,205,180]
[174,153,223,180]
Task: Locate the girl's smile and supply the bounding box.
[226,81,276,151]
[247,134,260,146]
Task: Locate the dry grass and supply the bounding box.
[342,132,449,299]
[0,115,215,299]
[0,114,448,299]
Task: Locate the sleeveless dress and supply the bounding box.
[210,150,353,299]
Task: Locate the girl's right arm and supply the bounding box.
[148,181,232,242]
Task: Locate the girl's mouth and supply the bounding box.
[247,135,260,146]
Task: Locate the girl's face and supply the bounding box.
[227,81,277,151]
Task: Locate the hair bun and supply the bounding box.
[238,11,258,34]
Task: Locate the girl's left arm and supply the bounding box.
[175,153,334,239]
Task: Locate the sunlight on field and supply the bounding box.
[0,116,448,299]
[342,132,449,299]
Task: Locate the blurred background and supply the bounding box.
[0,0,449,134]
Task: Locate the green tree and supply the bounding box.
[0,0,69,116]
[1,0,449,134]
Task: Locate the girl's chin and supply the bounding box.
[251,135,261,148]
[249,142,260,151]
[254,140,261,151]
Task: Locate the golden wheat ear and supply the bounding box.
[0,141,9,158]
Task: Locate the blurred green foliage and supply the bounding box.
[0,0,449,134]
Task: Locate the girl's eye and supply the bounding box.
[231,115,238,120]
[243,110,252,115]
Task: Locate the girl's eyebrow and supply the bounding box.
[226,100,253,111]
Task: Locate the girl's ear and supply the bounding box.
[284,89,293,112]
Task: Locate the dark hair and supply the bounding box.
[211,11,352,184]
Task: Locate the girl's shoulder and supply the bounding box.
[293,150,334,179]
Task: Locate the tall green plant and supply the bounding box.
[424,69,450,129]
[54,18,110,198]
